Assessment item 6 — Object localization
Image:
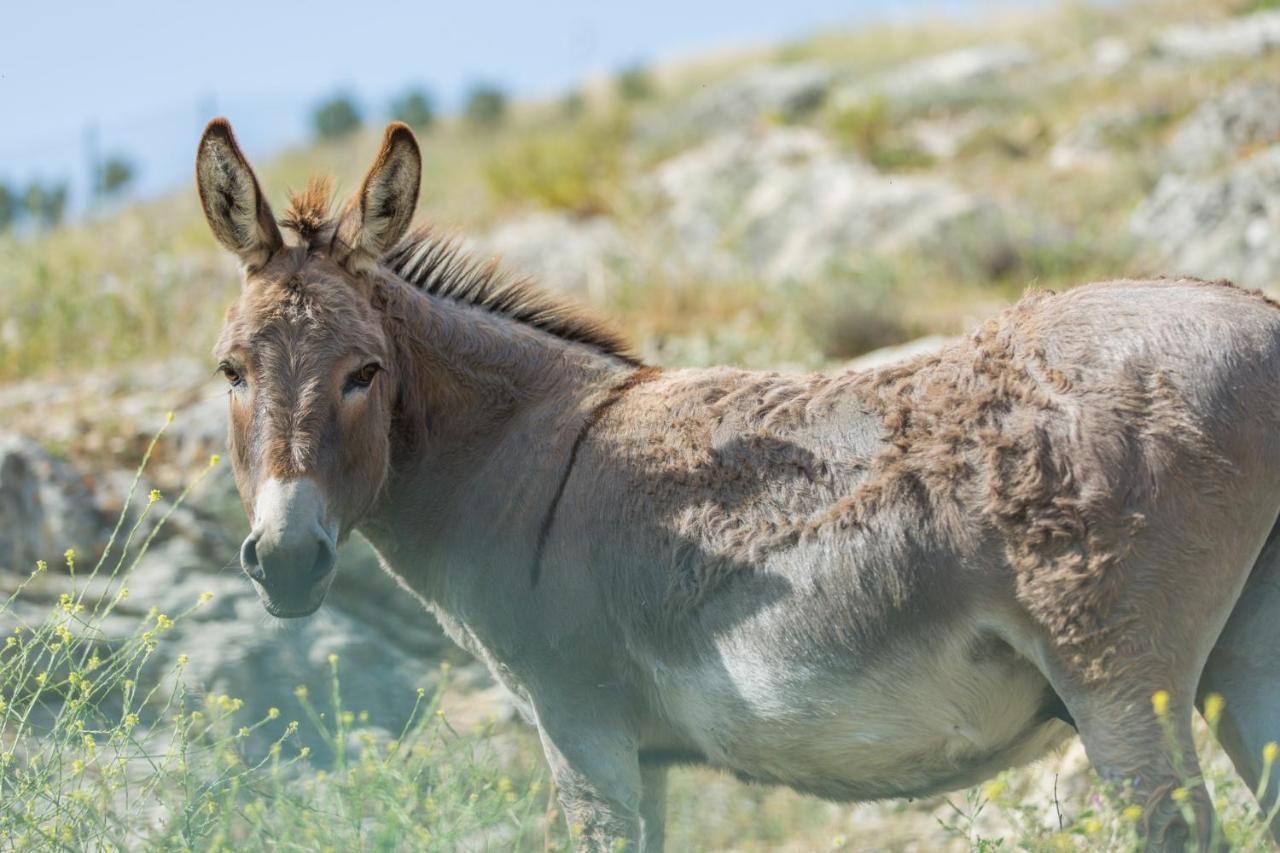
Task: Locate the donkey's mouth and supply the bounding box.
[262,599,325,619]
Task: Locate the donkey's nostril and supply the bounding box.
[240,536,265,583]
[308,535,337,582]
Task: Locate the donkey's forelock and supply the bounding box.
[279,176,338,251]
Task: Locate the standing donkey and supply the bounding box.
[197,118,1280,851]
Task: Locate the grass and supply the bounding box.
[0,420,551,851]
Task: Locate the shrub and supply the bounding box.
[96,155,136,199]
[483,115,629,216]
[828,95,933,171]
[23,181,68,229]
[0,181,20,231]
[616,64,655,102]
[390,88,436,130]
[805,260,919,359]
[463,83,508,131]
[311,93,363,141]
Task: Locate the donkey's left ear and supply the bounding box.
[337,123,421,262]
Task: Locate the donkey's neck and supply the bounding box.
[358,276,637,604]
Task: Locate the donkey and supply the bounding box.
[196,117,1280,851]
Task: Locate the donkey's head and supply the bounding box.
[196,118,421,617]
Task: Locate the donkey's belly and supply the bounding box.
[654,624,1073,801]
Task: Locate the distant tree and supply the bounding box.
[560,90,586,120]
[0,181,19,232]
[24,181,68,229]
[464,83,508,130]
[390,88,436,130]
[312,93,363,140]
[96,154,136,199]
[616,64,655,102]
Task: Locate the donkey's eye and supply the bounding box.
[219,363,244,386]
[346,362,381,392]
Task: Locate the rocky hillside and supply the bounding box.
[5,0,1280,847]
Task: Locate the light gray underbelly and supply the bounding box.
[646,618,1073,801]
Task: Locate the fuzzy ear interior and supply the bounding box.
[195,118,283,271]
[338,123,422,260]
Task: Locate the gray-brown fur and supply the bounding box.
[198,118,1280,851]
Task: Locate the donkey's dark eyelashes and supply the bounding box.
[343,362,382,394]
[218,362,245,387]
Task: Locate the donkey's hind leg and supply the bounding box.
[1198,519,1280,844]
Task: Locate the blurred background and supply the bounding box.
[3,0,1280,847]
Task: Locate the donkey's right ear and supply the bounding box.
[196,118,283,271]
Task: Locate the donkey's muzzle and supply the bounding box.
[242,477,338,618]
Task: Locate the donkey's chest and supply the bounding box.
[650,623,1071,801]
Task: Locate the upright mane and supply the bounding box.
[385,227,640,365]
[278,182,639,366]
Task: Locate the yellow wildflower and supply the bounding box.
[1151,690,1170,717]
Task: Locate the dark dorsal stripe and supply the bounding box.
[530,365,664,587]
[383,226,641,366]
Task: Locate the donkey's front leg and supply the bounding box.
[535,706,644,851]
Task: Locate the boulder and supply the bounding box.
[0,433,103,572]
[645,127,1017,285]
[1166,79,1280,174]
[1090,37,1134,74]
[833,43,1035,108]
[1131,145,1280,288]
[478,212,636,301]
[1047,106,1168,172]
[1154,10,1280,61]
[668,62,835,137]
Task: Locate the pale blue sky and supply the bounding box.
[1,0,998,207]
